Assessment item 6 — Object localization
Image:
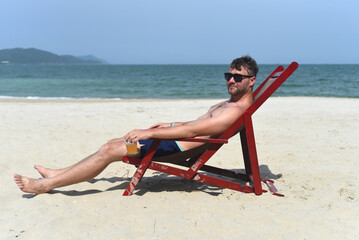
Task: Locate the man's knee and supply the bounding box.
[99,143,114,158]
[98,141,124,162]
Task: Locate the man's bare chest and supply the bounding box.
[208,103,229,117]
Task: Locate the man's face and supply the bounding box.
[226,67,255,97]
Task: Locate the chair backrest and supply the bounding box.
[253,68,284,101]
[247,62,299,115]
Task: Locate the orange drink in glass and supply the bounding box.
[125,140,137,154]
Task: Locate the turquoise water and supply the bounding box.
[0,64,358,99]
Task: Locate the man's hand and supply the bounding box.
[124,129,153,143]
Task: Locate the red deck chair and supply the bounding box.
[122,62,299,196]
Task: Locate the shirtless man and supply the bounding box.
[14,56,258,194]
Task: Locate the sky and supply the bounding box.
[1,0,358,64]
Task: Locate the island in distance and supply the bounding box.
[0,48,107,65]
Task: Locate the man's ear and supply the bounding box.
[249,76,256,87]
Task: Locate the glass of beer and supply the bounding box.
[125,139,137,154]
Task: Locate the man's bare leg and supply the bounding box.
[14,138,135,194]
[34,138,124,178]
[34,153,96,178]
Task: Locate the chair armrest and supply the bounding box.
[149,138,228,144]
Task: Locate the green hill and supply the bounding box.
[0,48,104,64]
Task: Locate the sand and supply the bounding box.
[1,97,358,239]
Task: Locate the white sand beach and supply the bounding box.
[1,97,358,239]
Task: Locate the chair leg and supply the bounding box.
[243,114,263,195]
[123,140,161,196]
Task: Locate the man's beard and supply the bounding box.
[228,84,245,96]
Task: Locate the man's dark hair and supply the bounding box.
[230,56,259,76]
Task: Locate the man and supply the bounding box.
[14,56,258,194]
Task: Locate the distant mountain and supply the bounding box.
[0,48,105,64]
[77,55,108,64]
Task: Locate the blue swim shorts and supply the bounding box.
[138,140,183,159]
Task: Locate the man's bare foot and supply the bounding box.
[13,174,52,194]
[34,165,62,178]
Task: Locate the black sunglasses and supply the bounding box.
[224,73,254,82]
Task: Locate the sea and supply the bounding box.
[0,64,358,99]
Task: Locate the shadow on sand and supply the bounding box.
[22,165,282,198]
